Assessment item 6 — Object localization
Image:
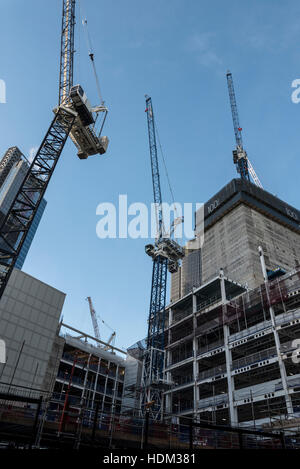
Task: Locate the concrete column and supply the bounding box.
[192,292,198,416]
[168,307,173,327]
[166,309,172,417]
[220,269,238,426]
[165,391,171,414]
[89,357,101,426]
[258,246,294,416]
[167,308,172,367]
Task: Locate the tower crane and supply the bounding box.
[86,296,116,350]
[226,71,263,188]
[142,96,184,420]
[0,0,109,300]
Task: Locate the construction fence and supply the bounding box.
[0,383,299,450]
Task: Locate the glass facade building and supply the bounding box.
[0,147,47,270]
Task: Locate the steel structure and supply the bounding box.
[142,96,184,420]
[0,0,77,299]
[86,296,116,350]
[0,147,23,189]
[163,265,300,427]
[55,1,109,160]
[0,108,75,299]
[226,71,262,188]
[59,0,76,106]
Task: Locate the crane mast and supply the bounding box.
[59,0,76,106]
[86,296,116,350]
[142,96,184,420]
[226,71,262,187]
[146,97,164,238]
[103,331,116,351]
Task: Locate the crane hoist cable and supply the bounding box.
[81,17,105,106]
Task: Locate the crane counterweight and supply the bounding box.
[0,0,110,300]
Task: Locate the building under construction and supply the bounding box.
[0,277,139,447]
[50,325,126,426]
[165,178,300,430]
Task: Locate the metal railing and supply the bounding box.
[197,341,296,382]
[197,363,227,381]
[196,295,221,313]
[232,346,277,371]
[172,308,193,325]
[198,393,228,409]
[0,381,295,450]
[57,370,84,387]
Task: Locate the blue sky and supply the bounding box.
[1,0,300,350]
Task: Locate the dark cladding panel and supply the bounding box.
[196,178,300,233]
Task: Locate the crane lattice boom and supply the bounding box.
[0,0,109,300]
[226,71,243,149]
[248,158,263,188]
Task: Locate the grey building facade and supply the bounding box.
[171,179,300,300]
[51,330,127,419]
[0,269,66,390]
[164,268,300,429]
[0,147,47,270]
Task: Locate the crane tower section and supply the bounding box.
[0,108,75,299]
[56,0,109,160]
[59,0,75,106]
